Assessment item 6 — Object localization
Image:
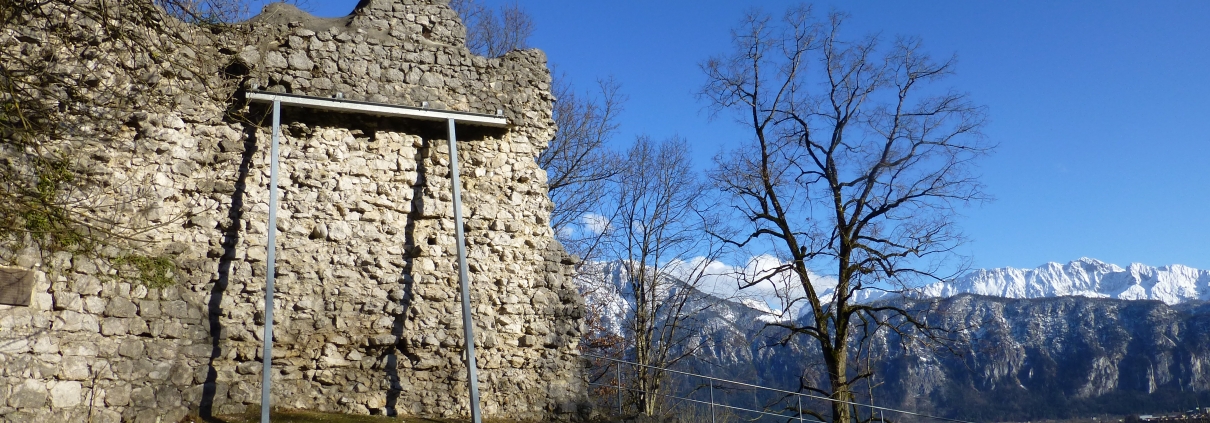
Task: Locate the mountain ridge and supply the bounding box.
[921,257,1210,305]
[575,257,1210,420]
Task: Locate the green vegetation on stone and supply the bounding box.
[113,254,177,288]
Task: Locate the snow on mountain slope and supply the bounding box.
[576,261,632,337]
[577,257,1210,333]
[575,260,790,331]
[920,257,1210,304]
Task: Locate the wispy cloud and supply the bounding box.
[581,212,610,235]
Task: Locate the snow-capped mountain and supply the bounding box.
[920,258,1210,305]
[575,258,1210,420]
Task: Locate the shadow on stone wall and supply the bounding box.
[382,133,424,417]
[199,113,261,418]
[192,103,534,418]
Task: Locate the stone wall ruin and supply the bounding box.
[0,0,587,421]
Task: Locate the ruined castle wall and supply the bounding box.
[0,1,586,421]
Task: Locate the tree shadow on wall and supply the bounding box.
[199,114,262,418]
[194,104,510,418]
[382,155,420,416]
[381,123,508,417]
[382,124,437,417]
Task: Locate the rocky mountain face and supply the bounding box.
[869,295,1210,421]
[579,259,1210,421]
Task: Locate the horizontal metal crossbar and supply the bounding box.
[245,91,509,127]
[586,353,976,423]
[589,382,827,422]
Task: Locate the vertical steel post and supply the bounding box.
[616,362,622,415]
[798,396,803,423]
[447,119,483,423]
[260,99,281,423]
[708,379,716,423]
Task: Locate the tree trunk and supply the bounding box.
[827,346,854,423]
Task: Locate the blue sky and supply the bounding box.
[287,0,1210,270]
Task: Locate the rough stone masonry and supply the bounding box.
[0,0,588,421]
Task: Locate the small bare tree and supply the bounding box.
[450,1,624,264]
[542,77,624,263]
[605,135,726,416]
[701,6,991,423]
[449,0,534,57]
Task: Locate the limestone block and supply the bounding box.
[104,384,131,406]
[137,300,160,318]
[31,335,57,354]
[100,317,128,336]
[127,317,150,336]
[155,386,183,408]
[53,311,99,333]
[104,297,137,318]
[48,380,82,408]
[73,258,99,275]
[9,379,47,409]
[93,409,122,423]
[161,300,188,319]
[66,279,96,298]
[264,51,288,69]
[31,292,53,311]
[327,221,352,241]
[518,335,537,347]
[0,338,30,354]
[130,386,156,408]
[59,356,90,380]
[118,339,144,358]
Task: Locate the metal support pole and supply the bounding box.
[260,99,281,423]
[708,380,716,423]
[616,363,622,415]
[798,396,803,423]
[447,119,482,423]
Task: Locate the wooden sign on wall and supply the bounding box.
[0,267,35,307]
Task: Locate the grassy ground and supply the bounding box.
[178,408,525,423]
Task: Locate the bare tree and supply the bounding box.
[449,0,534,57]
[603,135,726,416]
[542,77,624,263]
[701,6,991,423]
[450,1,624,263]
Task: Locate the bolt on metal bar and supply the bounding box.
[260,99,281,423]
[447,118,483,423]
